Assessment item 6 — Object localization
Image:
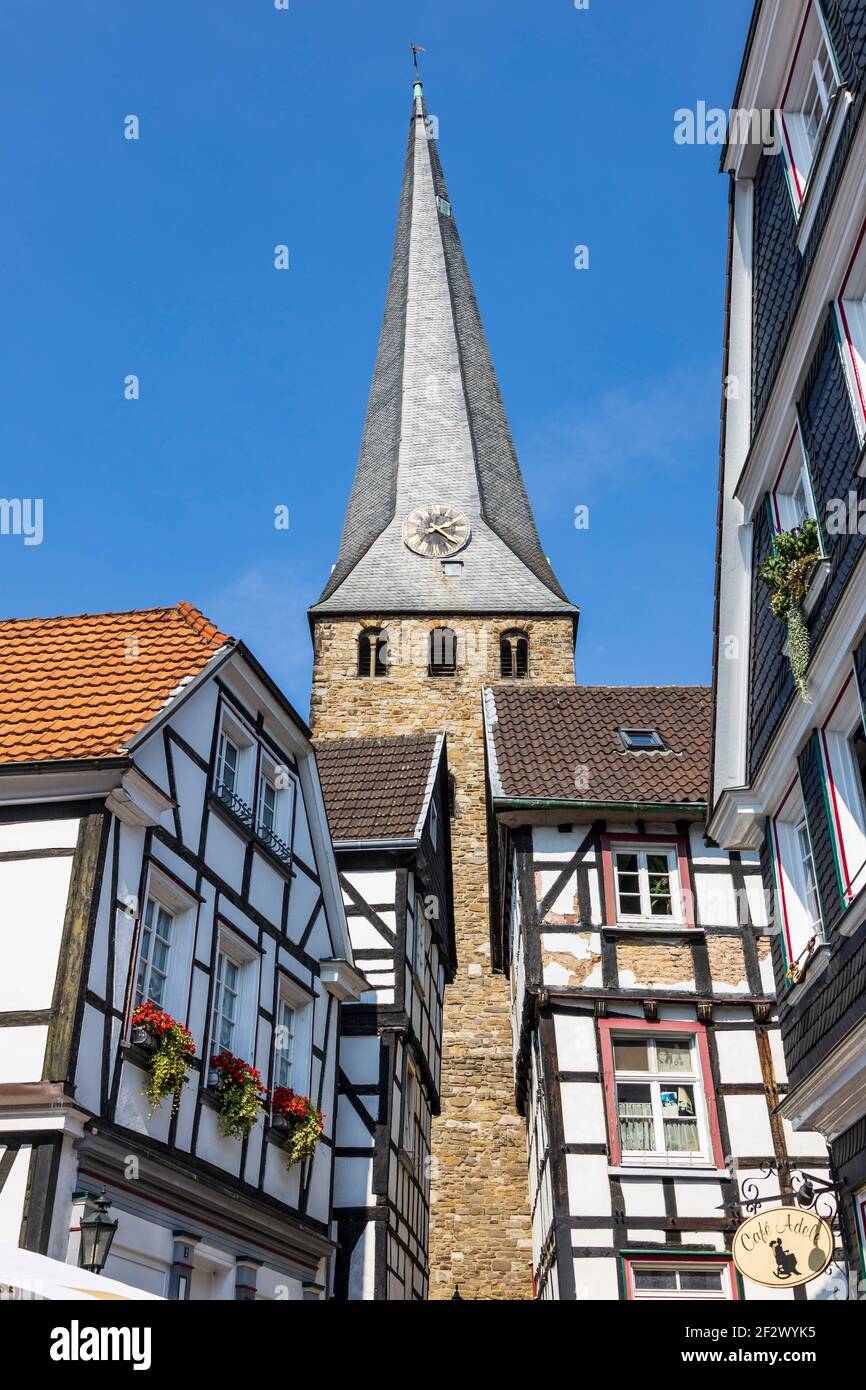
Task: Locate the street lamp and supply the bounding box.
[78,1191,119,1274]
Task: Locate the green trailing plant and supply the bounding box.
[209,1051,267,1139]
[758,518,820,702]
[131,1002,196,1114]
[271,1087,325,1168]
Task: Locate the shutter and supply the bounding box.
[797,731,844,932]
[500,638,512,677]
[760,831,787,984]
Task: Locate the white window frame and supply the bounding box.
[771,780,826,970]
[413,891,429,977]
[613,1034,710,1165]
[402,1058,418,1157]
[132,869,196,1025]
[215,707,256,819]
[835,232,866,444]
[778,1,842,216]
[819,671,866,903]
[770,422,819,534]
[629,1259,734,1301]
[272,976,313,1096]
[430,799,439,851]
[209,928,258,1077]
[613,845,682,924]
[255,748,295,861]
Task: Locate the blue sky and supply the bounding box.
[0,0,753,712]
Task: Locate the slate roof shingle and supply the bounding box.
[487,685,712,807]
[313,91,575,618]
[0,602,229,764]
[315,733,440,842]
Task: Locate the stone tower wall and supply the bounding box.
[309,614,575,1300]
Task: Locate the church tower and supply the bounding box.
[309,78,577,1300]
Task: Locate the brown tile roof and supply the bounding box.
[486,685,711,807]
[315,733,441,842]
[0,602,229,764]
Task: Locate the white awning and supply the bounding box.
[0,1243,163,1300]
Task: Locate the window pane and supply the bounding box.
[680,1270,723,1292]
[661,1085,699,1152]
[616,853,638,873]
[656,1041,692,1072]
[633,1268,677,1291]
[613,1039,650,1072]
[618,895,642,915]
[618,1083,655,1151]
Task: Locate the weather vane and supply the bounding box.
[411,43,425,80]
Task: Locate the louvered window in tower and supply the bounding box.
[429,627,457,676]
[358,628,388,678]
[500,631,529,678]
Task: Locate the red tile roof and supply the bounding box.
[487,685,711,807]
[0,602,229,764]
[315,734,441,842]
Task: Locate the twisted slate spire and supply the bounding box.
[311,83,576,618]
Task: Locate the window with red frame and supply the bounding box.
[778,1,842,214]
[624,1255,737,1301]
[599,1020,723,1168]
[601,835,693,928]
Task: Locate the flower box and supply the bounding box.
[130,1024,160,1056]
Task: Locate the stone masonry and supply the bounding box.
[310,613,575,1299]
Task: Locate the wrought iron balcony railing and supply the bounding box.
[215,781,254,828]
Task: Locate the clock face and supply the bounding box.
[402,504,471,558]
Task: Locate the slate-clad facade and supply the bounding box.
[712,0,866,1289]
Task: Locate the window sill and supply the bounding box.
[608,1163,728,1180]
[802,558,831,619]
[207,791,295,878]
[795,88,852,252]
[603,922,701,937]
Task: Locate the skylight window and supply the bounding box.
[618,728,665,752]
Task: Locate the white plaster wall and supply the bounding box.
[573,1256,619,1300]
[715,1028,763,1084]
[0,1025,46,1082]
[553,1012,598,1072]
[0,856,73,1010]
[726,1094,775,1155]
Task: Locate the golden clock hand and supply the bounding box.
[427,522,459,538]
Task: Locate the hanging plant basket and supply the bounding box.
[209,1051,267,1140]
[271,1087,324,1168]
[130,1003,196,1113]
[758,518,820,702]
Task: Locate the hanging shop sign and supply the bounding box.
[732,1206,834,1288]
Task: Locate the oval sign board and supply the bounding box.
[732,1206,834,1288]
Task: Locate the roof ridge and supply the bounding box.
[175,600,230,649]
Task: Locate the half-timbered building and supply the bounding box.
[316,734,456,1299]
[485,683,837,1300]
[0,602,366,1299]
[711,0,866,1285]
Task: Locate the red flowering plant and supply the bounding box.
[209,1051,267,1139]
[271,1087,325,1168]
[130,1003,196,1114]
